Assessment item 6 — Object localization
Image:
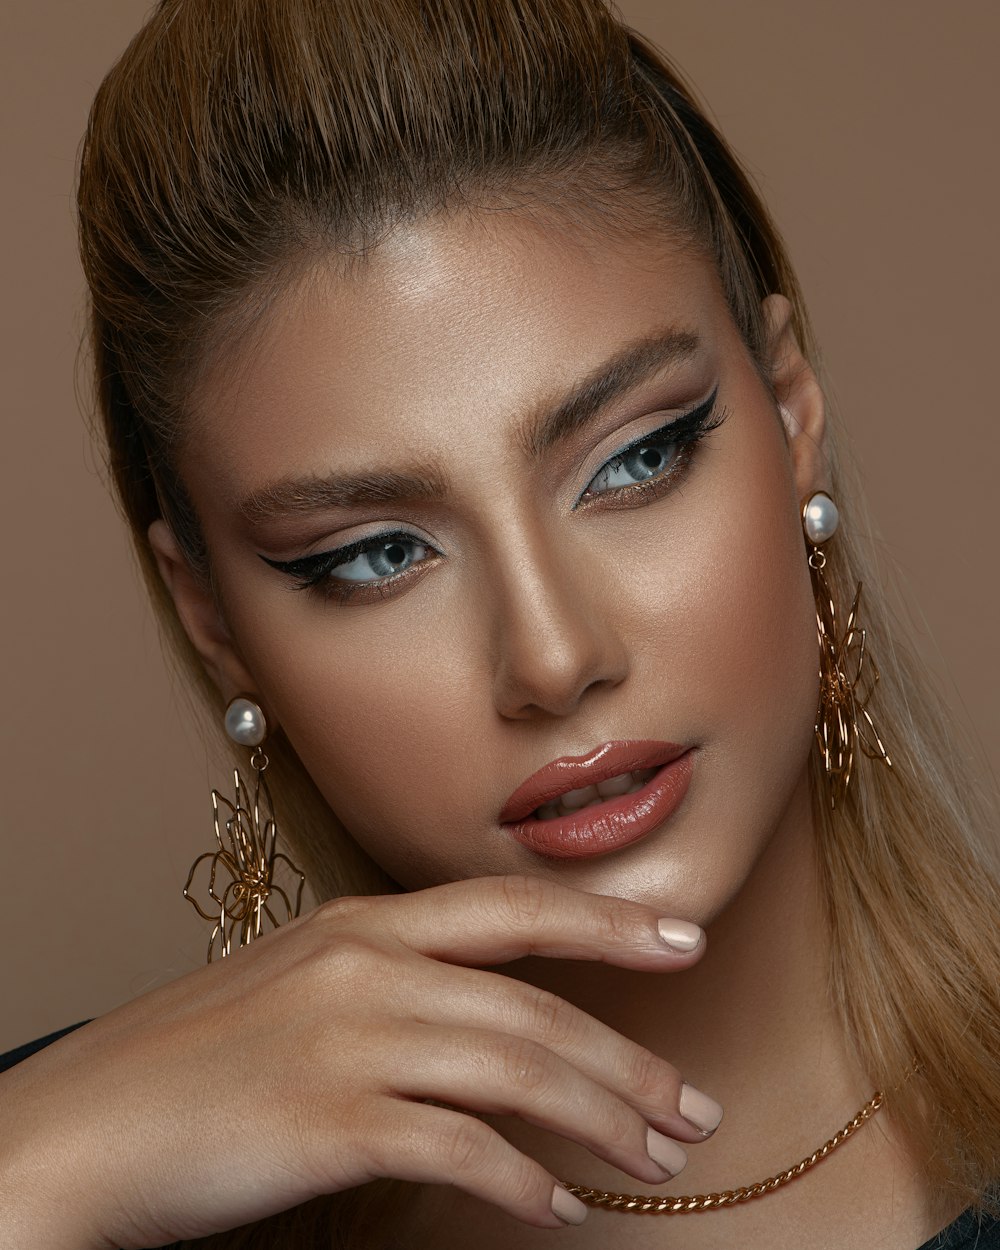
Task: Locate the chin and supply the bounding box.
[519,758,815,930]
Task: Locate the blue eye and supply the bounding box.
[329,537,431,582]
[259,531,438,598]
[261,389,726,604]
[578,389,725,506]
[586,433,683,494]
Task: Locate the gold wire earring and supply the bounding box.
[184,697,306,962]
[802,493,892,807]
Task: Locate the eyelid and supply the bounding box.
[259,528,439,589]
[574,388,722,506]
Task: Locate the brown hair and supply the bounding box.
[77,0,999,1244]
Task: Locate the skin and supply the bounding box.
[156,212,937,1247]
[0,212,940,1250]
[169,213,820,916]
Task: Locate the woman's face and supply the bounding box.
[166,211,828,925]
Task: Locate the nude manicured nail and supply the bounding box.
[679,1082,724,1136]
[646,1127,688,1176]
[656,919,703,951]
[551,1183,588,1225]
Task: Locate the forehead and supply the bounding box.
[184,212,734,490]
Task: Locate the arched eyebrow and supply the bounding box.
[237,327,701,525]
[518,328,700,459]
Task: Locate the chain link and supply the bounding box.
[562,1090,883,1214]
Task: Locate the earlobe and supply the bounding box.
[760,294,829,500]
[147,519,261,704]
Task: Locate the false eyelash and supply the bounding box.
[259,530,437,593]
[259,389,729,603]
[574,388,728,509]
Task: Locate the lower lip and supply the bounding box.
[503,750,695,860]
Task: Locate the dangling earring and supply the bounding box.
[802,492,892,807]
[184,696,306,962]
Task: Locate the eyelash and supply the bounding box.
[259,530,436,604]
[261,389,727,604]
[574,389,725,510]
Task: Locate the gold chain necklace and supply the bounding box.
[562,1089,883,1214]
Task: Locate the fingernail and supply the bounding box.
[656,919,703,952]
[679,1082,724,1136]
[551,1183,588,1225]
[646,1127,688,1176]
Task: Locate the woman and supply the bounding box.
[2,0,998,1247]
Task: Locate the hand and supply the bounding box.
[0,875,717,1247]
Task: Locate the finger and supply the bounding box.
[362,1099,588,1228]
[321,875,706,969]
[390,1024,688,1185]
[409,964,721,1143]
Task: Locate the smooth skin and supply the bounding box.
[0,213,940,1250]
[1,880,708,1246]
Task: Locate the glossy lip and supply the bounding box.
[500,739,689,823]
[500,740,695,861]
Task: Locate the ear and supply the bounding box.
[761,294,830,502]
[148,520,261,707]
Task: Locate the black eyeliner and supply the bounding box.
[609,387,723,462]
[573,386,725,508]
[260,389,726,595]
[259,529,422,591]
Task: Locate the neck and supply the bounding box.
[505,772,883,1192]
[409,774,944,1250]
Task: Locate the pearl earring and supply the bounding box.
[223,695,268,747]
[184,696,306,961]
[801,492,892,807]
[802,491,839,545]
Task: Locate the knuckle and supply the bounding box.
[317,934,383,982]
[312,894,378,927]
[304,899,395,979]
[523,988,576,1047]
[592,899,639,946]
[441,1118,495,1177]
[495,875,556,928]
[626,1047,676,1103]
[503,1157,546,1208]
[601,1103,639,1151]
[498,1036,552,1093]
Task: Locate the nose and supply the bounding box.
[488,533,630,721]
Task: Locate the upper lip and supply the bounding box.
[499,739,690,823]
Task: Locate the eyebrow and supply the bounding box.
[237,327,701,526]
[518,328,701,459]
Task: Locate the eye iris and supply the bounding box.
[624,441,673,481]
[369,541,413,577]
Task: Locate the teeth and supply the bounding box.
[596,772,634,799]
[559,784,599,811]
[533,768,658,822]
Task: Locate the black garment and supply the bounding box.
[0,1020,92,1072]
[3,1024,998,1249]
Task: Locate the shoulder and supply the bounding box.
[0,1020,90,1073]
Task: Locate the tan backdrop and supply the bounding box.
[2,0,997,1052]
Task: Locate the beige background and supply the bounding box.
[2,1,997,1053]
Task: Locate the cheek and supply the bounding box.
[701,496,819,765]
[619,411,818,753]
[216,408,821,899]
[630,415,821,909]
[563,434,818,921]
[230,601,497,881]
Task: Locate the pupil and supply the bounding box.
[639,448,662,470]
[384,543,407,566]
